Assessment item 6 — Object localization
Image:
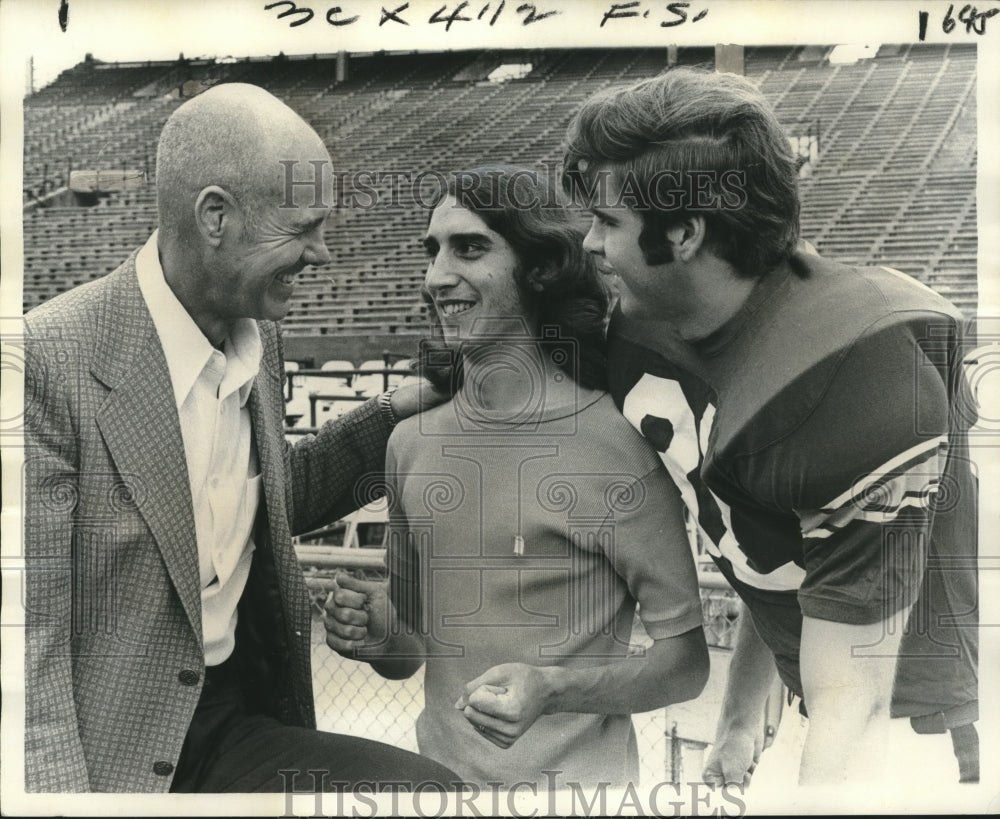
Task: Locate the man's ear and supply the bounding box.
[526,260,555,292]
[665,215,707,262]
[194,186,237,246]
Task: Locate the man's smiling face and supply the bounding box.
[581,168,682,323]
[207,136,334,325]
[422,196,531,344]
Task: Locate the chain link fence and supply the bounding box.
[302,552,744,787]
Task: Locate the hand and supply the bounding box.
[389,378,450,421]
[454,663,557,749]
[323,572,388,657]
[702,725,762,790]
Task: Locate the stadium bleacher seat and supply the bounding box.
[23,44,978,331]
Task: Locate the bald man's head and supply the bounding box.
[152,83,334,344]
[155,83,329,238]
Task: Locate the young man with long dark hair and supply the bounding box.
[325,167,709,789]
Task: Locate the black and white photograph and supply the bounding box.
[1,0,997,814]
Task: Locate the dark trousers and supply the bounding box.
[170,659,461,793]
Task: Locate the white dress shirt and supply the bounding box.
[136,232,263,666]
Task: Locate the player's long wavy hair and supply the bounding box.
[562,66,801,278]
[415,166,609,395]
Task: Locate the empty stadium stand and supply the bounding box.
[22,44,979,339]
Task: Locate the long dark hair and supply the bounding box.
[416,166,609,394]
[562,67,800,278]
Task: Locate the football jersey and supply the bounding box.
[607,250,978,723]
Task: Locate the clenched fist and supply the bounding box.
[323,571,389,657]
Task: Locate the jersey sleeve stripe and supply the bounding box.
[799,443,946,540]
[814,435,948,514]
[804,489,939,540]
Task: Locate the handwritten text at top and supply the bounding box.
[263,2,710,30]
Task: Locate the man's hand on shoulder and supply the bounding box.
[389,378,450,422]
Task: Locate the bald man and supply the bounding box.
[23,83,457,793]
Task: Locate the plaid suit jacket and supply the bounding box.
[23,252,392,792]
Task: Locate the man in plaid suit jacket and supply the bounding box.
[23,84,456,792]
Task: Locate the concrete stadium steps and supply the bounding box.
[22,44,979,327]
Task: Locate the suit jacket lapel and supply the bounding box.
[249,329,310,638]
[92,258,202,640]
